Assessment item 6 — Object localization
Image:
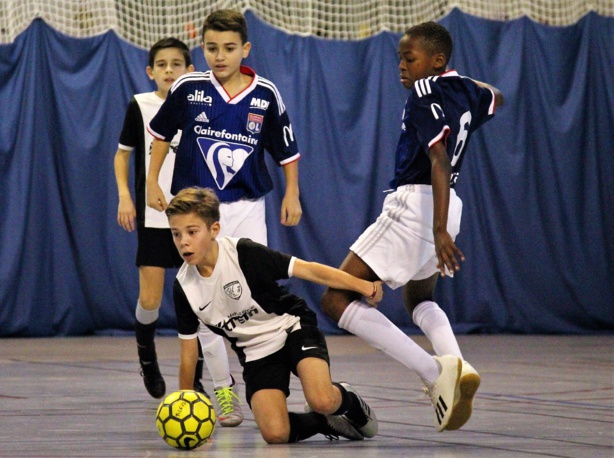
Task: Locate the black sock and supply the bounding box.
[194,342,204,385]
[333,382,367,427]
[135,320,157,363]
[288,412,327,443]
[332,382,352,415]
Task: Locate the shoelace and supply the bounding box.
[215,388,239,415]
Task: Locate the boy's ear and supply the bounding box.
[242,41,252,59]
[433,53,446,72]
[146,66,155,80]
[187,64,195,73]
[210,221,221,239]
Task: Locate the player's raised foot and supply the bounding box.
[321,414,364,441]
[337,382,378,438]
[193,378,210,399]
[424,355,462,432]
[445,360,481,431]
[139,359,166,399]
[214,376,244,427]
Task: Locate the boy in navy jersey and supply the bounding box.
[146,9,302,240]
[146,9,302,425]
[321,22,504,432]
[166,187,381,444]
[113,38,240,426]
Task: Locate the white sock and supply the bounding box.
[339,300,439,384]
[412,301,462,359]
[135,301,159,325]
[198,324,232,388]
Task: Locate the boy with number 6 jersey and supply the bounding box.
[321,22,504,432]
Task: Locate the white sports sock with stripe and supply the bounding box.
[339,300,439,384]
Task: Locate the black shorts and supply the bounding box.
[242,325,330,407]
[136,227,183,268]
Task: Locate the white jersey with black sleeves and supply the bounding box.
[173,237,317,365]
[117,92,180,228]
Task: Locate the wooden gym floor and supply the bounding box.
[0,334,612,457]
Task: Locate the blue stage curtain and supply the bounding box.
[1,10,612,336]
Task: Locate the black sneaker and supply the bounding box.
[338,382,378,438]
[193,379,210,399]
[321,414,364,441]
[139,360,165,399]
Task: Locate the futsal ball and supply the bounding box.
[156,390,216,450]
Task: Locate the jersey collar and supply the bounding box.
[211,65,258,104]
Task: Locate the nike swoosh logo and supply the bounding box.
[199,301,212,311]
[301,346,317,351]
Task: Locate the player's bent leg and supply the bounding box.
[251,389,291,444]
[321,252,378,322]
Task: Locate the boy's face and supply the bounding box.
[146,48,194,95]
[169,212,220,266]
[397,34,445,89]
[202,30,251,83]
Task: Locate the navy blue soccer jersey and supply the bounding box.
[148,66,300,202]
[390,70,496,189]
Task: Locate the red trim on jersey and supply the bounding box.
[212,65,257,103]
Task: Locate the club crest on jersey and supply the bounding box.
[196,138,254,190]
[224,281,242,300]
[246,113,263,134]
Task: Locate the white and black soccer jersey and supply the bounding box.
[173,237,317,365]
[148,66,300,202]
[390,70,496,189]
[118,92,180,228]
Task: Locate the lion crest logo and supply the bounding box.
[224,281,242,300]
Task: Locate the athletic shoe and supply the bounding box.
[337,382,378,438]
[321,414,364,441]
[139,359,165,399]
[424,355,462,432]
[445,360,481,431]
[214,376,244,427]
[193,379,210,399]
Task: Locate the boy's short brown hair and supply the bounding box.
[201,9,248,44]
[148,37,192,68]
[166,187,220,228]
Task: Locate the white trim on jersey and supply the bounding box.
[169,71,210,94]
[117,143,133,151]
[279,153,301,166]
[256,77,286,115]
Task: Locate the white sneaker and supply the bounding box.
[214,376,244,427]
[446,360,481,431]
[425,355,462,432]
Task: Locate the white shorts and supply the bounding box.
[350,184,462,289]
[219,196,267,245]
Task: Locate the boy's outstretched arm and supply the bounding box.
[146,138,171,211]
[292,259,383,306]
[472,79,504,108]
[280,161,302,226]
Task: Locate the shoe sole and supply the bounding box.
[219,416,244,427]
[326,415,364,441]
[445,372,481,431]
